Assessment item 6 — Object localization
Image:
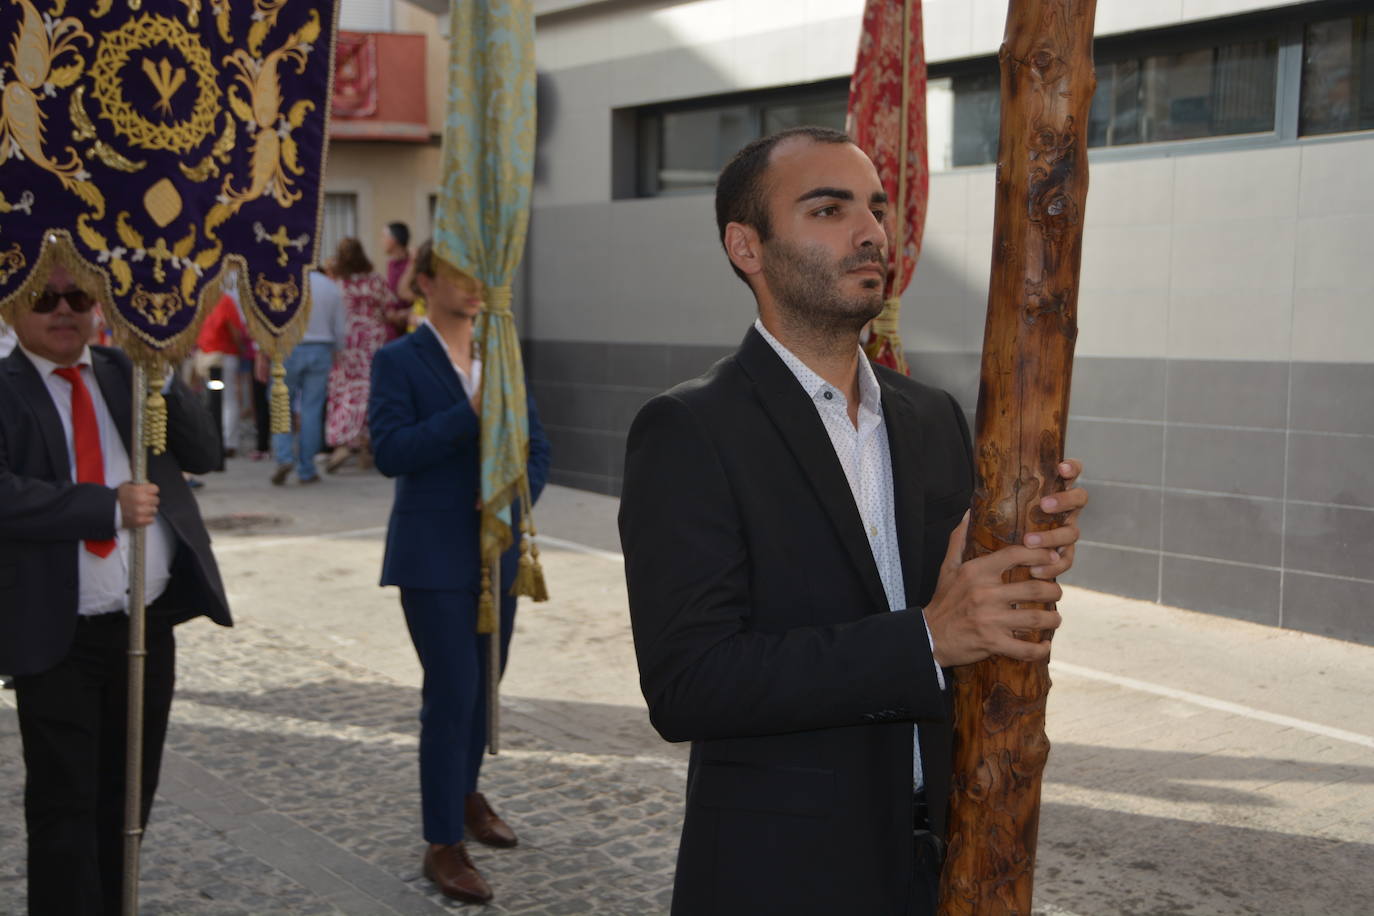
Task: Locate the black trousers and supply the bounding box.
[15,613,176,916]
[252,376,270,453]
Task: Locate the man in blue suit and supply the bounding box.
[368,241,551,906]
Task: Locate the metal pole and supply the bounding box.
[122,364,149,916]
[487,558,501,755]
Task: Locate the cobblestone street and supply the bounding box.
[3,459,1373,914]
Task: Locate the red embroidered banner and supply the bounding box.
[846,0,928,374]
[333,31,378,118]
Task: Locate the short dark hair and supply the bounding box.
[387,221,410,249]
[714,126,853,283]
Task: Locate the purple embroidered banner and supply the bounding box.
[0,0,337,363]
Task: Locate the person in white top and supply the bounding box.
[0,264,233,915]
[618,127,1089,915]
[270,267,347,485]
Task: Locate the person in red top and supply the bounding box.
[195,285,248,456]
[381,222,413,342]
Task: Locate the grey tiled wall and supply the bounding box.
[526,340,1374,646]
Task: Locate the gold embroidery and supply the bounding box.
[0,190,35,215]
[253,274,298,313]
[179,111,234,181]
[205,12,321,236]
[141,57,187,118]
[88,15,219,154]
[0,244,26,284]
[71,85,146,173]
[130,284,184,326]
[0,0,103,216]
[143,178,182,227]
[252,221,308,266]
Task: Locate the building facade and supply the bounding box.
[321,0,450,265]
[522,0,1374,644]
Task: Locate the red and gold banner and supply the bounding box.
[846,0,929,374]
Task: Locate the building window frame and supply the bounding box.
[616,0,1374,196]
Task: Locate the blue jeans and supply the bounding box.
[272,342,333,480]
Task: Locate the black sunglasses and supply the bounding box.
[31,287,97,314]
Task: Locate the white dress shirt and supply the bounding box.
[21,344,175,615]
[754,319,942,787]
[422,319,482,400]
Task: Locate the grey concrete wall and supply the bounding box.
[527,342,1374,646]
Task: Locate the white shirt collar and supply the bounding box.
[421,317,476,360]
[18,342,92,378]
[753,318,882,417]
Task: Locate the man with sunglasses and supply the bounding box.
[0,264,233,915]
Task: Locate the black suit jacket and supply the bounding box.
[0,345,232,676]
[619,327,973,915]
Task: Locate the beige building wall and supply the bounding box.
[322,1,449,263]
[324,143,443,260]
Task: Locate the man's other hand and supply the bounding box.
[117,482,160,528]
[923,460,1088,667]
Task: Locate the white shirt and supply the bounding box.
[0,320,15,358]
[303,271,347,346]
[422,319,482,400]
[21,344,175,615]
[754,319,942,787]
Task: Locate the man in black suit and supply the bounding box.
[0,264,233,915]
[619,127,1088,914]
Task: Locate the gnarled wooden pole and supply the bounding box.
[938,2,1096,913]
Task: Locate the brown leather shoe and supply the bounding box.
[422,842,492,904]
[465,792,518,848]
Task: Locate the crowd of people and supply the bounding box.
[192,222,422,487]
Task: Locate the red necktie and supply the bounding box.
[53,366,116,558]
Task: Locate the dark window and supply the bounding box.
[950,71,1000,167]
[627,82,849,197]
[954,36,1280,166]
[1301,13,1374,135]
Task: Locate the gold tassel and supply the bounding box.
[527,536,548,603]
[144,368,168,455]
[476,562,497,635]
[511,532,537,599]
[269,357,289,434]
[510,504,549,602]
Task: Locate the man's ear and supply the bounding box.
[724,222,763,278]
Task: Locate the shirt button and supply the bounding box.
[870,525,877,536]
[823,391,833,400]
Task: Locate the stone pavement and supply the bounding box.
[2,456,1373,914]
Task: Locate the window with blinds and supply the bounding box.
[339,0,393,33]
[321,193,359,265]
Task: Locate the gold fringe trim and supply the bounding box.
[269,357,290,434]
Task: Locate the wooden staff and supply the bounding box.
[938,1,1097,913]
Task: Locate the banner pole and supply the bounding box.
[121,363,150,916]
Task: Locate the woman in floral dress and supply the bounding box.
[325,238,401,470]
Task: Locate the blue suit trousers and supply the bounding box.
[400,585,516,844]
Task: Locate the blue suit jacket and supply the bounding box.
[368,326,551,592]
